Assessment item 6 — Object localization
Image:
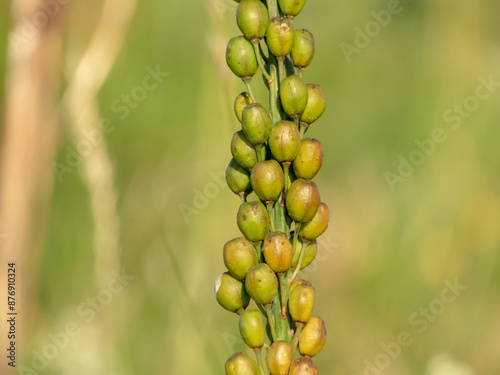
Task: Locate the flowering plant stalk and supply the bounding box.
[215,0,329,373]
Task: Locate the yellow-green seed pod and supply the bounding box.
[237,0,269,41]
[289,356,319,375]
[226,159,253,197]
[266,18,294,58]
[225,352,259,375]
[300,84,326,125]
[292,138,323,179]
[298,202,329,240]
[250,160,284,202]
[242,103,272,145]
[280,75,308,118]
[234,92,254,123]
[239,309,265,348]
[223,237,259,280]
[299,316,327,357]
[266,340,292,375]
[226,36,258,79]
[291,29,315,69]
[263,232,293,273]
[291,239,317,269]
[268,120,301,163]
[231,130,258,171]
[286,179,320,222]
[278,0,306,18]
[289,280,315,323]
[215,272,251,313]
[237,201,270,242]
[245,263,278,305]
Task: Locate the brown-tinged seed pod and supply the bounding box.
[291,239,317,270]
[299,316,327,357]
[268,120,301,163]
[245,263,278,305]
[239,309,265,348]
[237,201,270,242]
[292,138,323,179]
[291,29,315,69]
[266,18,294,58]
[226,36,258,79]
[280,75,308,118]
[298,202,329,240]
[289,280,315,323]
[278,0,306,18]
[236,0,269,41]
[215,272,251,313]
[225,352,259,375]
[285,179,320,222]
[226,158,253,197]
[300,84,326,125]
[289,356,319,375]
[263,232,293,273]
[223,237,259,280]
[231,130,259,171]
[242,103,272,145]
[266,340,292,375]
[250,160,284,202]
[234,92,254,123]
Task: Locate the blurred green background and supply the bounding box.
[1,0,500,374]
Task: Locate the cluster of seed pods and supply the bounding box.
[215,0,328,374]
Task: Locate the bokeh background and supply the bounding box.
[1,0,499,374]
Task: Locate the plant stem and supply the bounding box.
[244,79,257,102]
[278,273,287,319]
[278,58,286,83]
[268,0,279,19]
[265,304,277,342]
[298,68,303,79]
[255,144,265,163]
[267,202,276,232]
[292,323,303,351]
[254,348,267,375]
[283,162,290,193]
[290,237,309,283]
[253,41,272,82]
[253,241,263,262]
[240,193,246,203]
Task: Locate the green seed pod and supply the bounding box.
[291,239,317,269]
[225,352,259,375]
[231,131,258,170]
[286,179,320,222]
[245,263,278,305]
[242,103,272,145]
[280,75,308,118]
[278,0,306,18]
[291,29,315,69]
[292,138,323,179]
[237,201,270,242]
[263,232,293,273]
[234,92,254,123]
[266,340,292,375]
[289,357,319,375]
[300,84,326,125]
[289,280,315,323]
[226,159,253,197]
[266,18,294,58]
[236,0,269,41]
[223,237,259,280]
[215,272,251,313]
[250,160,284,202]
[298,202,329,240]
[299,316,327,357]
[226,36,258,79]
[268,121,301,163]
[239,309,265,348]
